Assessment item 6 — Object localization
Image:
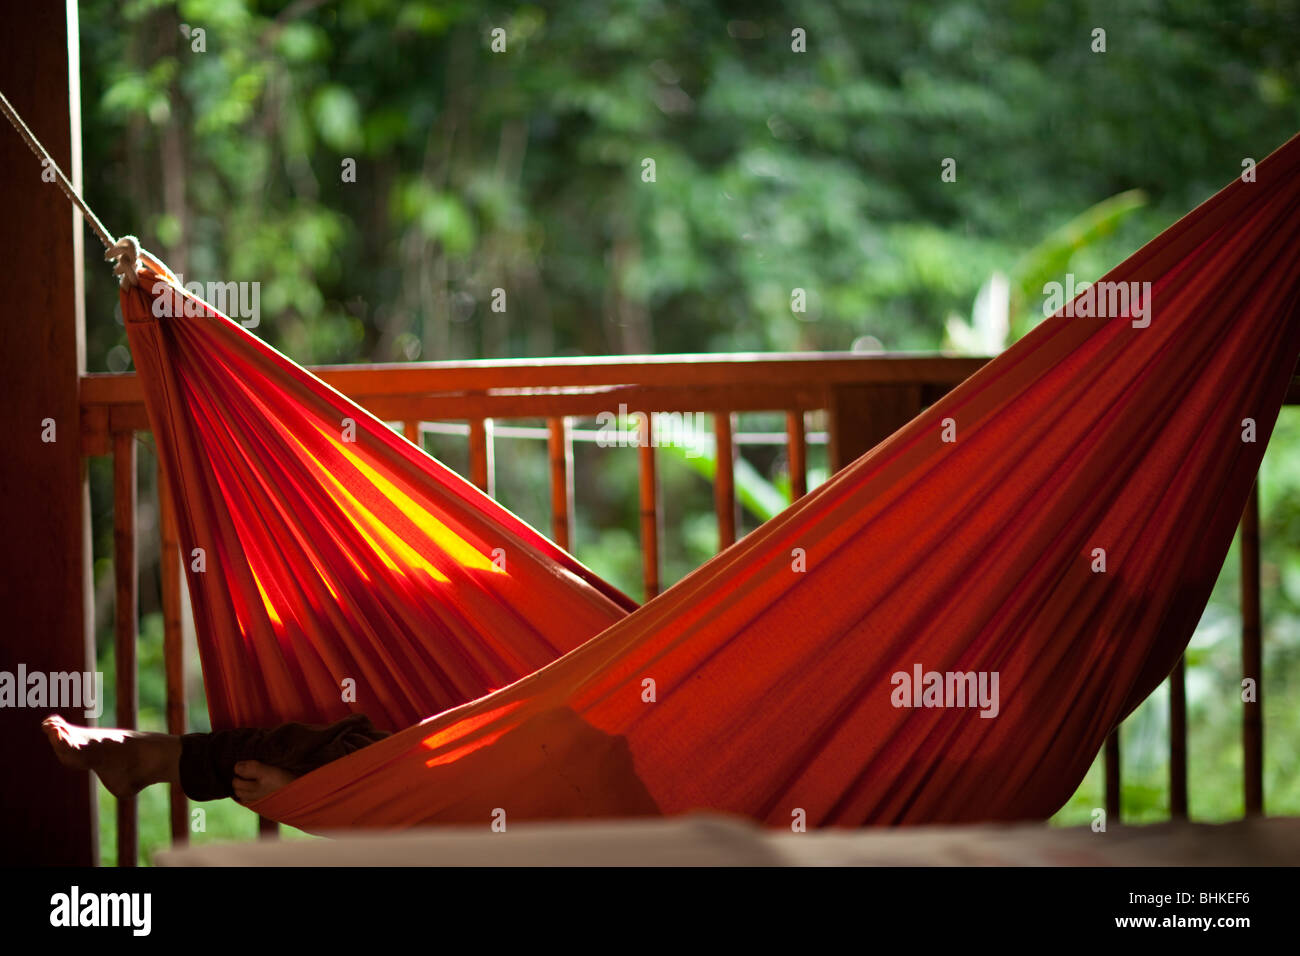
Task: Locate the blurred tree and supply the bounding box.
[80,0,1300,367]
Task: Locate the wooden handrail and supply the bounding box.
[80,352,990,403]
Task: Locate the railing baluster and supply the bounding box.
[112,431,138,867]
[786,410,807,500]
[1170,656,1187,819]
[158,471,188,845]
[1242,481,1263,815]
[548,417,572,550]
[1104,730,1121,824]
[714,412,736,550]
[638,415,659,600]
[468,418,494,495]
[403,419,420,449]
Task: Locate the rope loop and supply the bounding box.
[106,235,142,288]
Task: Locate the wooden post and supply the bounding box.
[113,432,139,866]
[547,417,573,550]
[713,412,736,550]
[827,383,922,472]
[786,411,807,501]
[1241,483,1263,815]
[0,0,97,865]
[158,473,188,845]
[638,415,659,600]
[1104,730,1121,824]
[468,418,493,495]
[1169,656,1187,819]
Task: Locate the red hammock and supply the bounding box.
[123,134,1300,830]
[124,273,635,733]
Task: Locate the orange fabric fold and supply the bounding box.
[123,259,634,733]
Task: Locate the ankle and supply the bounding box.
[134,733,182,788]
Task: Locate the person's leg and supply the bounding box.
[43,712,389,804]
[220,713,390,803]
[41,714,181,798]
[176,724,297,802]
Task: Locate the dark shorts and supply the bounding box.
[179,713,390,801]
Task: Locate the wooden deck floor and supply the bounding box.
[155,813,1300,866]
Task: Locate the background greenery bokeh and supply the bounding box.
[73,0,1300,863]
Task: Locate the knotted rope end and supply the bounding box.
[106,235,142,288]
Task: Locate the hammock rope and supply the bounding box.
[1,88,143,285]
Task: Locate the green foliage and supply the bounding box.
[1007,189,1148,335]
[79,0,1300,367]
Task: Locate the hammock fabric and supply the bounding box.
[122,134,1300,830]
[123,260,636,733]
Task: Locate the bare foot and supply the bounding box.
[232,760,299,803]
[42,714,181,798]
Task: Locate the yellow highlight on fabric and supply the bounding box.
[306,419,501,579]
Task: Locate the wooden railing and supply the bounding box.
[78,354,1298,865]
